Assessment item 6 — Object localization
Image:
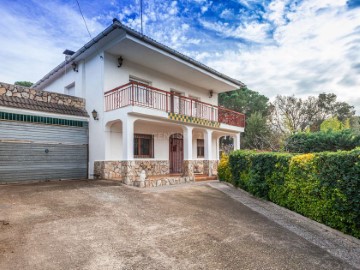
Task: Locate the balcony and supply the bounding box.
[104,82,245,128]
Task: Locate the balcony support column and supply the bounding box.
[204,129,213,160]
[233,133,241,151]
[182,126,194,179]
[122,115,135,160]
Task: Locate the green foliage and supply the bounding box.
[219,87,269,117]
[218,154,232,182]
[320,117,346,132]
[284,130,360,153]
[243,112,272,149]
[14,81,33,87]
[226,150,360,238]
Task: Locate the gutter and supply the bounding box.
[33,19,245,89]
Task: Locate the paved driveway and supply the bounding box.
[0,180,358,270]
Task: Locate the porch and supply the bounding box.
[94,118,240,187]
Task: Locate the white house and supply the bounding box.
[33,19,245,187]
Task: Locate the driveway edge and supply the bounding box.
[209,181,360,269]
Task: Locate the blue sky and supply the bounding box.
[0,0,360,111]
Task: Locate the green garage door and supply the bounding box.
[0,112,88,183]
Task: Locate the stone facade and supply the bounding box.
[94,160,176,187]
[185,160,219,176]
[94,159,218,188]
[0,82,85,109]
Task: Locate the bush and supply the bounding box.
[284,129,360,153]
[218,154,232,182]
[226,149,360,238]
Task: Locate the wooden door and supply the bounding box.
[169,133,183,173]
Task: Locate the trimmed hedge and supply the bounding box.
[218,150,360,238]
[284,129,360,153]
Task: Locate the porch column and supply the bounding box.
[182,125,194,179]
[122,116,135,160]
[233,133,241,151]
[183,126,193,160]
[204,129,213,160]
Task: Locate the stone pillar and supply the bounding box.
[233,133,241,150]
[122,116,135,160]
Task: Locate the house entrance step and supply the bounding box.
[195,174,218,182]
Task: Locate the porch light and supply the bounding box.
[117,56,123,68]
[72,62,78,72]
[209,90,213,98]
[91,109,99,120]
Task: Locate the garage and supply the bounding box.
[0,111,88,182]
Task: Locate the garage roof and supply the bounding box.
[0,95,88,117]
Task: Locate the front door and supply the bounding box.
[169,133,183,173]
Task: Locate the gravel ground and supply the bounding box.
[0,180,359,270]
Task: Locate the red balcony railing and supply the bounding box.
[104,82,245,128]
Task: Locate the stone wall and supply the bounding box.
[185,160,219,176]
[94,160,171,184]
[0,82,85,109]
[94,159,218,188]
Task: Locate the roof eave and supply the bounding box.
[33,19,245,89]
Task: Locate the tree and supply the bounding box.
[243,112,281,150]
[270,93,355,135]
[219,88,270,151]
[14,81,33,87]
[219,87,269,117]
[320,117,350,132]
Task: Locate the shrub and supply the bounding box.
[284,129,360,153]
[226,149,360,238]
[218,154,232,182]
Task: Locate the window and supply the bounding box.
[189,95,201,117]
[134,134,154,158]
[171,90,185,114]
[197,139,204,158]
[65,82,75,96]
[129,76,152,105]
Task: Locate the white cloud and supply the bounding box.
[204,0,360,111]
[199,19,270,43]
[0,1,104,84]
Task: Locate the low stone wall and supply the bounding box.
[94,160,170,184]
[94,159,218,188]
[186,160,219,176]
[0,82,85,109]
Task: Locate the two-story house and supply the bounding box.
[33,19,245,187]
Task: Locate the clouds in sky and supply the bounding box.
[0,0,359,111]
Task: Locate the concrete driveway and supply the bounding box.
[0,180,359,270]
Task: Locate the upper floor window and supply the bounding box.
[65,82,75,96]
[129,76,151,86]
[129,76,152,105]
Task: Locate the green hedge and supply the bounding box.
[284,130,360,153]
[218,150,360,238]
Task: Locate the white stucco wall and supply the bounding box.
[134,120,183,160]
[42,61,85,98]
[103,53,219,106]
